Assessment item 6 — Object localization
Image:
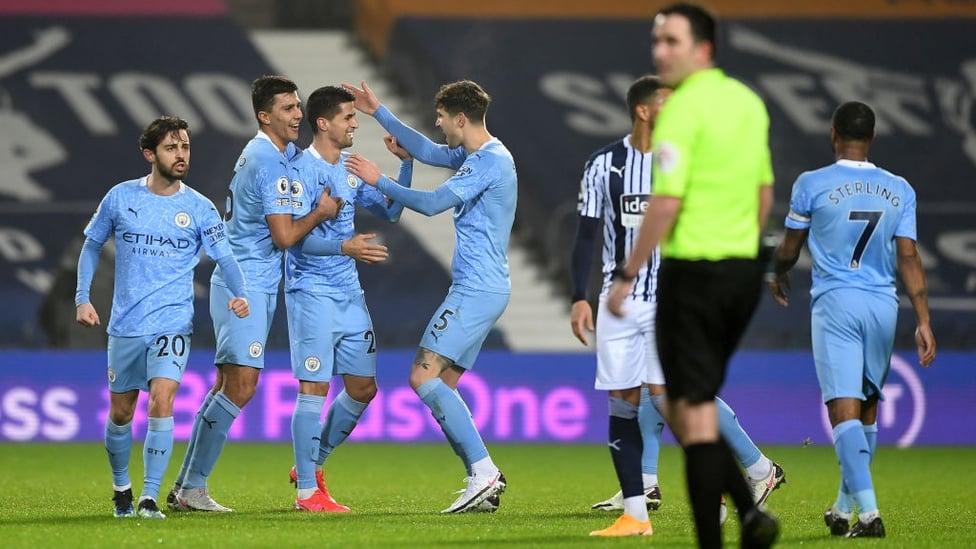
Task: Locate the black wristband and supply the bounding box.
[611,267,634,282]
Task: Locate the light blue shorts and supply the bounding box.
[811,288,897,402]
[107,333,191,393]
[419,285,509,370]
[285,289,376,381]
[211,284,276,368]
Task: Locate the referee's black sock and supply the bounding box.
[684,442,724,549]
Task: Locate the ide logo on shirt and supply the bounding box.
[619,194,649,228]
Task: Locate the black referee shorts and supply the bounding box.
[655,258,764,403]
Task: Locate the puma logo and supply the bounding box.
[608,165,625,178]
[608,438,622,451]
[202,418,216,429]
[127,207,140,217]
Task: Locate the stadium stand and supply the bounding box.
[359,0,976,348]
[0,0,505,350]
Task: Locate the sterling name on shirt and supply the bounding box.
[828,181,902,207]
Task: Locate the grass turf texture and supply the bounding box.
[1,443,973,547]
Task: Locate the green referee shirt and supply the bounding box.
[651,68,773,260]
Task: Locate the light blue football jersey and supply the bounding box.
[212,132,303,294]
[84,177,233,336]
[286,148,391,293]
[784,159,917,299]
[442,139,517,294]
[373,106,517,293]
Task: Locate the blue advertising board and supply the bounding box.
[1,350,972,446]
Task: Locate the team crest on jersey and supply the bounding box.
[619,193,649,228]
[174,212,191,227]
[276,176,290,195]
[304,356,321,373]
[347,174,359,189]
[107,367,116,383]
[654,142,679,175]
[249,342,263,358]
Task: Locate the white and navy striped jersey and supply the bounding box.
[577,135,660,302]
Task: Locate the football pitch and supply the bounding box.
[1,443,973,547]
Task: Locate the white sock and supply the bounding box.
[297,487,317,500]
[470,456,498,479]
[623,495,649,522]
[859,509,880,523]
[746,456,772,480]
[642,473,658,489]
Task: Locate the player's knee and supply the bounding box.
[109,408,135,426]
[346,378,376,404]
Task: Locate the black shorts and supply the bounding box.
[655,258,763,403]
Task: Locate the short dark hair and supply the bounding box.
[434,80,491,121]
[305,86,355,133]
[658,3,717,58]
[251,75,298,121]
[626,75,662,122]
[832,101,875,141]
[139,116,189,151]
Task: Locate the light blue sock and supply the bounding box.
[183,391,239,489]
[833,419,877,514]
[717,397,762,468]
[293,394,326,490]
[451,389,473,476]
[835,478,855,514]
[142,416,174,501]
[638,388,664,476]
[417,379,489,465]
[835,423,877,513]
[863,423,878,460]
[317,390,368,465]
[105,418,132,488]
[176,392,213,486]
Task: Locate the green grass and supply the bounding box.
[1,443,973,547]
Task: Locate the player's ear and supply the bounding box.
[142,148,154,163]
[257,110,271,126]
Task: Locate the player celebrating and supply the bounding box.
[285,85,412,512]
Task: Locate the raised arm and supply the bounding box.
[341,81,463,168]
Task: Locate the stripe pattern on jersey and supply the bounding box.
[578,136,660,302]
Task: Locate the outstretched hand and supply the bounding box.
[344,154,381,185]
[341,81,380,115]
[385,135,411,160]
[342,233,389,264]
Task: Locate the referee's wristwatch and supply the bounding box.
[611,267,635,282]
